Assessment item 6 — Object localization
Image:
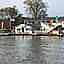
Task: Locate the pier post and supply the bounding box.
[1,21,4,29]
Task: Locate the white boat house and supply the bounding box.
[15,24,32,34]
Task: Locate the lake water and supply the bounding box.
[0,36,64,64]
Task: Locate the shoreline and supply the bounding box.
[0,33,63,37]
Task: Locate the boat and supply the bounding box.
[15,24,32,35]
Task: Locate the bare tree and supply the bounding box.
[24,0,48,22]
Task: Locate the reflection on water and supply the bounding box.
[0,36,64,64]
[16,36,64,64]
[0,36,16,64]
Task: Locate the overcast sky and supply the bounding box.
[0,0,64,17]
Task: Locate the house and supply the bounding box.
[0,9,10,29]
[0,6,17,33]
